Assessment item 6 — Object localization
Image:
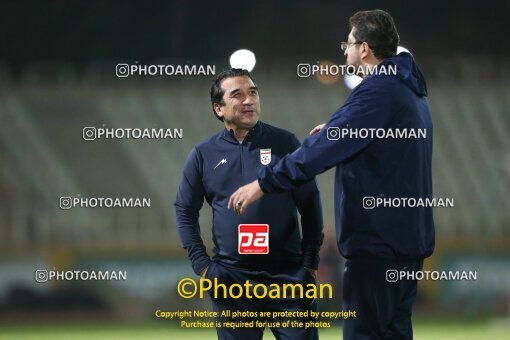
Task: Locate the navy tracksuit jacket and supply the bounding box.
[259,52,435,260]
[175,122,323,275]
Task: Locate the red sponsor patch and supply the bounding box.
[238,224,269,254]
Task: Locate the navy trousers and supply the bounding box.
[342,258,423,340]
[204,261,318,340]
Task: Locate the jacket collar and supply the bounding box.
[219,121,264,144]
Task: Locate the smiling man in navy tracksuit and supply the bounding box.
[174,68,324,340]
[229,10,435,340]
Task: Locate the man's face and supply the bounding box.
[344,28,362,68]
[214,76,260,129]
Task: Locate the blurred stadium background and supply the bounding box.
[0,0,509,338]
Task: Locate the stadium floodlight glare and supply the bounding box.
[229,49,256,71]
[344,45,412,90]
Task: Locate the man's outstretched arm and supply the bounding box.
[229,80,394,214]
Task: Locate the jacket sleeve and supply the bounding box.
[174,147,211,275]
[288,135,324,270]
[258,80,395,193]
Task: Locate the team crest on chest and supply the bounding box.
[260,148,271,165]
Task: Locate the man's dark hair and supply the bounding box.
[349,9,400,60]
[210,68,256,121]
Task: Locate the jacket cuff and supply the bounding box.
[258,178,270,194]
[192,256,212,276]
[302,251,320,270]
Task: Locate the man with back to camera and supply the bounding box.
[174,68,324,340]
[229,10,435,340]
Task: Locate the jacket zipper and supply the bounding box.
[240,142,244,176]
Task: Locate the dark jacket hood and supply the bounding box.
[380,52,428,96]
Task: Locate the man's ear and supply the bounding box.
[360,42,371,61]
[213,103,224,118]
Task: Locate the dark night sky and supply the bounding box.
[1,0,508,71]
